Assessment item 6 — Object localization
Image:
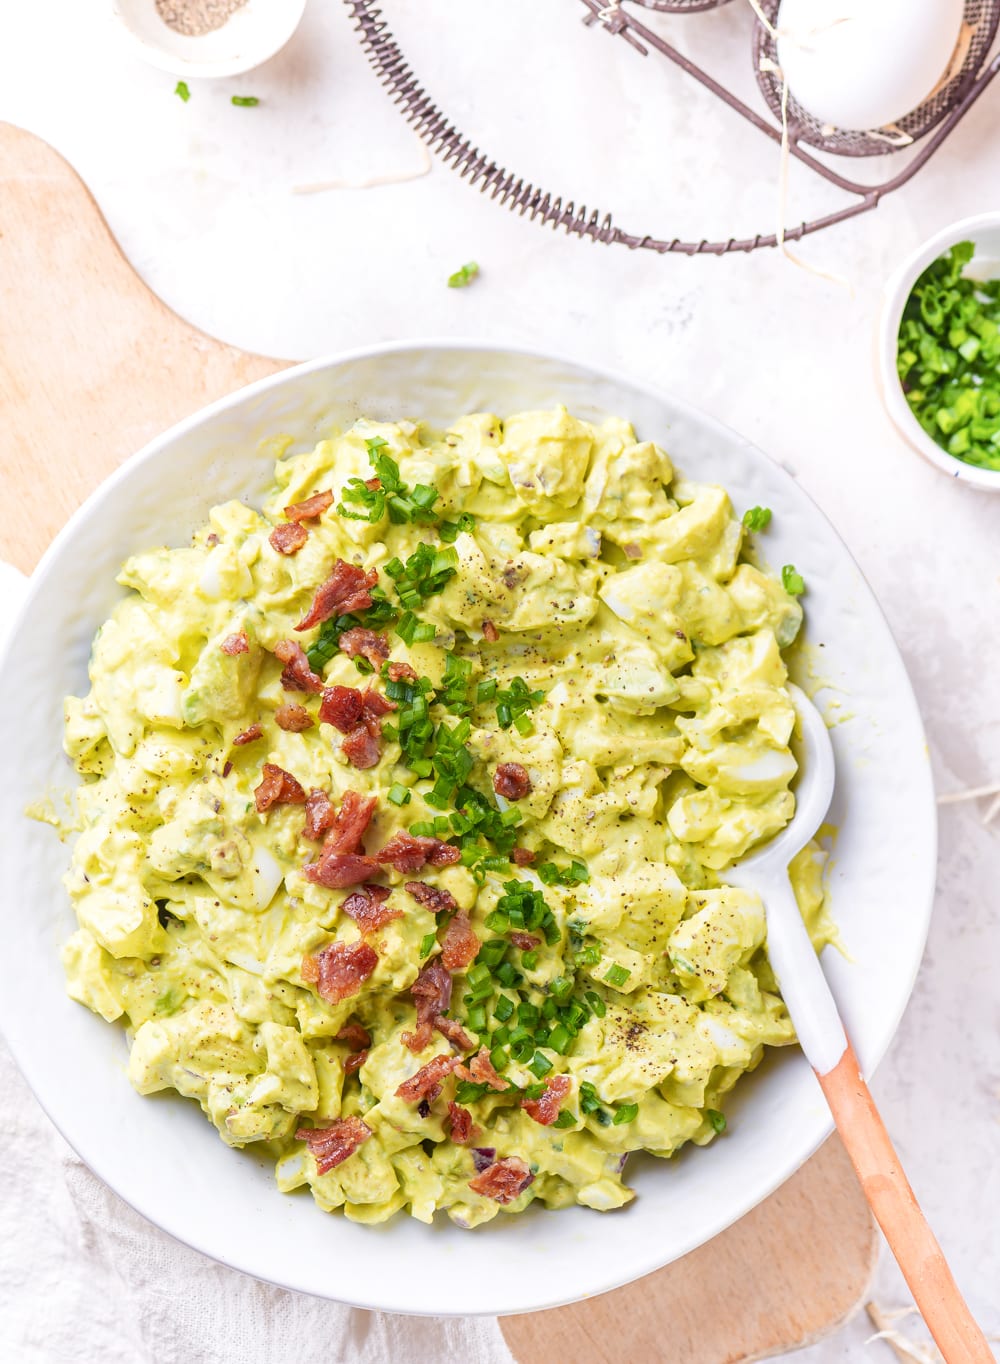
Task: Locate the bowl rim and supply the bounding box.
[0,338,937,1314]
[877,210,1000,493]
[109,0,308,79]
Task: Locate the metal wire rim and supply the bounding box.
[344,0,1000,255]
[753,0,1000,157]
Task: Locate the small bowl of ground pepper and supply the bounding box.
[112,0,306,79]
[878,212,1000,492]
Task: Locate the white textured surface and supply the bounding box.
[0,1,998,1360]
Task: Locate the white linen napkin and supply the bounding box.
[0,562,515,1364]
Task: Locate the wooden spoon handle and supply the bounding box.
[818,1042,992,1363]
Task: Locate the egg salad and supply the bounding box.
[54,406,831,1226]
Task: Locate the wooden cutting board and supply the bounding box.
[0,122,878,1361]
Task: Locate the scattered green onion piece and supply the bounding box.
[781,564,805,596]
[231,95,260,107]
[706,1108,727,1134]
[527,1051,553,1078]
[447,261,480,289]
[613,1103,639,1126]
[742,506,772,532]
[175,81,191,102]
[387,783,411,806]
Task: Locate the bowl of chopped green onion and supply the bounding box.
[880,214,1000,490]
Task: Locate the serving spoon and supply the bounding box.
[726,685,991,1364]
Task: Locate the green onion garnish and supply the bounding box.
[742,506,772,532]
[603,963,631,988]
[706,1108,727,1134]
[781,564,806,596]
[175,81,191,102]
[231,95,260,107]
[447,261,480,289]
[613,1102,639,1126]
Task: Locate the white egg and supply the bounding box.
[776,0,965,132]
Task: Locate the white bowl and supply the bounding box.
[0,343,936,1315]
[878,212,1000,493]
[111,0,306,79]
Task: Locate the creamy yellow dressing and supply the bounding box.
[52,406,828,1226]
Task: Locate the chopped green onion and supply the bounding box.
[603,963,631,988]
[494,994,515,1023]
[527,1051,553,1078]
[613,1102,639,1125]
[706,1108,727,1134]
[781,564,806,596]
[231,95,260,107]
[585,991,606,1018]
[447,261,480,289]
[419,932,437,958]
[175,80,191,102]
[455,1080,489,1104]
[387,783,411,806]
[547,1023,572,1054]
[552,1109,577,1129]
[742,506,772,532]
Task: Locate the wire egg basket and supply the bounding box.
[344,0,1000,256]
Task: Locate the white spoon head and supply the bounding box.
[728,683,836,883]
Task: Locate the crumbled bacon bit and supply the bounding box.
[321,687,394,769]
[481,619,499,643]
[341,725,381,770]
[325,790,377,855]
[296,560,378,632]
[274,639,325,694]
[457,1047,507,1092]
[319,686,365,733]
[435,1015,475,1051]
[254,762,307,812]
[303,852,380,889]
[335,1022,372,1051]
[376,832,461,874]
[339,627,390,669]
[509,931,540,951]
[233,723,264,746]
[357,687,392,731]
[511,847,535,866]
[284,489,333,522]
[522,1074,572,1126]
[441,911,480,971]
[468,1156,534,1205]
[395,1053,460,1103]
[364,476,381,491]
[387,660,418,683]
[303,788,335,841]
[301,940,378,1004]
[404,881,458,915]
[269,521,309,555]
[341,883,401,934]
[275,703,313,732]
[296,1115,371,1173]
[220,631,249,655]
[343,1049,368,1075]
[493,763,532,800]
[447,1102,477,1145]
[402,960,453,1054]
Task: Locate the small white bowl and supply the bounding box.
[111,0,306,79]
[878,212,1000,493]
